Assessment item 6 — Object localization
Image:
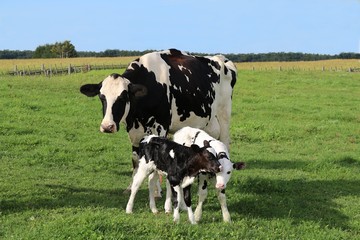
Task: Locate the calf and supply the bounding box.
[125,135,221,224]
[173,127,245,223]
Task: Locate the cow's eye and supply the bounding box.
[227,171,231,174]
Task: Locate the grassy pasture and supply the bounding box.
[0,64,360,239]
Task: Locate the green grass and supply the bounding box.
[0,70,359,239]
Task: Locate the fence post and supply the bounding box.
[14,65,18,75]
[68,64,72,74]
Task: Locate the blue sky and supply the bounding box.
[1,0,360,54]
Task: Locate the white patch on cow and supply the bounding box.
[169,149,175,158]
[181,176,195,188]
[139,51,171,86]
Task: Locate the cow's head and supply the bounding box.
[215,152,246,190]
[80,73,147,133]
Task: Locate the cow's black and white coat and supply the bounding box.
[125,135,221,224]
[173,127,245,222]
[80,49,237,188]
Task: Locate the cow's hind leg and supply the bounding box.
[218,102,232,149]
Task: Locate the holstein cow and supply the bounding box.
[79,49,237,191]
[126,135,222,224]
[173,127,245,222]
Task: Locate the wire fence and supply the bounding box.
[7,63,128,76]
[4,63,360,76]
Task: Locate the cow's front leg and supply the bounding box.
[183,185,196,224]
[194,174,208,222]
[217,188,231,223]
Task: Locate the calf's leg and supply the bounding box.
[126,161,149,214]
[183,185,196,224]
[194,175,208,222]
[217,189,231,223]
[148,171,160,213]
[164,180,172,213]
[171,186,182,223]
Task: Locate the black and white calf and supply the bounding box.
[79,49,237,192]
[173,127,245,223]
[125,135,221,224]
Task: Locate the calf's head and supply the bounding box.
[80,74,147,133]
[191,140,222,174]
[215,153,246,190]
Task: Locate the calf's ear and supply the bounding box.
[80,83,101,97]
[233,162,246,170]
[203,140,210,148]
[129,84,148,98]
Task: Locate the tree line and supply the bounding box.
[1,42,360,62]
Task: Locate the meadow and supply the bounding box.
[0,60,359,239]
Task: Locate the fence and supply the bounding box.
[7,63,128,76]
[5,63,360,76]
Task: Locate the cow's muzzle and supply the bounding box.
[100,123,117,133]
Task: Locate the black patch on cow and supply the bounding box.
[224,66,229,75]
[99,94,107,117]
[160,51,219,122]
[111,90,129,130]
[230,70,237,89]
[202,180,208,190]
[111,73,121,79]
[132,146,139,154]
[183,185,192,207]
[122,63,171,133]
[221,189,226,194]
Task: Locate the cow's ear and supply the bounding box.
[203,140,210,148]
[128,84,148,98]
[190,144,201,152]
[233,162,246,170]
[80,83,101,97]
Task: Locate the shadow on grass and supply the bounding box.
[1,184,150,215]
[228,158,360,230]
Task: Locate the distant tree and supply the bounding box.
[33,44,56,58]
[0,50,32,59]
[51,40,77,58]
[33,41,77,58]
